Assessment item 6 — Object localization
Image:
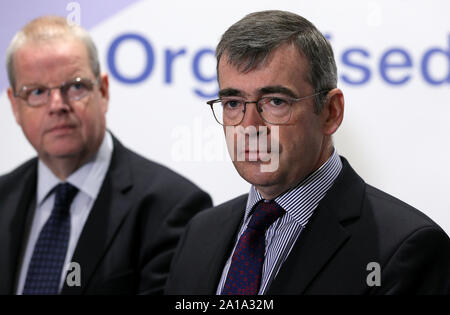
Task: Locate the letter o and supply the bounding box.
[107,33,154,84]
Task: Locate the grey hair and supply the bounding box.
[6,16,100,91]
[216,10,337,113]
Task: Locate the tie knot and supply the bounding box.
[248,200,285,231]
[54,183,79,212]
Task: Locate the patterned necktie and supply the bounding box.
[222,200,285,295]
[23,183,78,295]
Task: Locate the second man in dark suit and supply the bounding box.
[0,16,212,295]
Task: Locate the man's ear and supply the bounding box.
[98,73,109,113]
[7,87,22,126]
[320,88,344,136]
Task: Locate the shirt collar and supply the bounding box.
[245,149,343,226]
[37,159,60,206]
[37,131,114,205]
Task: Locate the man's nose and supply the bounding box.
[240,102,265,128]
[48,88,70,113]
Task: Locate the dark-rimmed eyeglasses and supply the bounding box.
[206,90,329,126]
[14,77,98,107]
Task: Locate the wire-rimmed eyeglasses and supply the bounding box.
[206,90,329,126]
[14,77,98,107]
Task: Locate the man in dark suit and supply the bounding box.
[165,10,450,294]
[0,16,211,295]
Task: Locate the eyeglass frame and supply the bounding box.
[13,77,99,107]
[206,90,330,126]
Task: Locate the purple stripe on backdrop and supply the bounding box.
[0,0,142,93]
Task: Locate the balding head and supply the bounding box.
[6,16,100,90]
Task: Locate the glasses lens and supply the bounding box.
[26,87,49,106]
[65,80,93,101]
[211,102,225,125]
[259,97,291,124]
[212,99,245,126]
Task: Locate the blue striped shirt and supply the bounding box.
[216,149,343,294]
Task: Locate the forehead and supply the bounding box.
[13,37,92,85]
[218,44,311,95]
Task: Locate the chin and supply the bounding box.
[235,161,281,187]
[44,143,84,159]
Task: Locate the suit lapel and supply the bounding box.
[0,160,37,294]
[267,202,350,294]
[267,157,365,294]
[201,195,247,294]
[61,137,133,294]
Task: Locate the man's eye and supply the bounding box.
[222,99,242,109]
[29,87,47,96]
[269,97,288,106]
[68,82,87,91]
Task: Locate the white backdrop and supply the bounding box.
[1,0,449,234]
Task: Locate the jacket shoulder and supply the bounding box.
[0,158,37,192]
[365,184,442,231]
[358,183,449,264]
[363,186,450,294]
[189,194,248,225]
[114,140,208,196]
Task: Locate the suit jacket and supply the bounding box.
[0,135,212,294]
[165,157,450,294]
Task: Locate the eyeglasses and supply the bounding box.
[206,90,329,126]
[14,77,98,107]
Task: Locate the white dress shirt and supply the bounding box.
[16,132,113,294]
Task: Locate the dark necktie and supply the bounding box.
[222,200,285,295]
[23,183,79,295]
